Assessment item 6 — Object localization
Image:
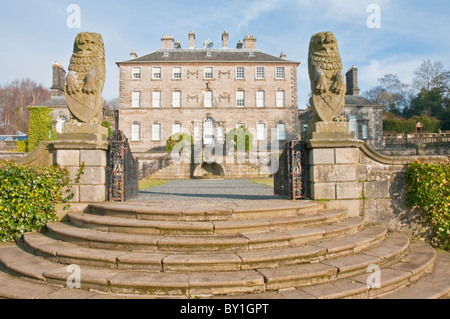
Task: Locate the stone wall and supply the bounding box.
[306,138,447,238]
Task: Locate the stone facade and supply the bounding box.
[116,31,300,154]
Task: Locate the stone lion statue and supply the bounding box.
[308,31,346,122]
[65,32,106,123]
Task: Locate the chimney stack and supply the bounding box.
[161,35,174,50]
[236,40,243,49]
[130,50,138,59]
[188,30,196,49]
[345,66,360,96]
[243,35,256,49]
[222,31,229,49]
[51,61,66,97]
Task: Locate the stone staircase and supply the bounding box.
[0,201,449,299]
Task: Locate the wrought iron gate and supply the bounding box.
[274,140,309,200]
[106,130,139,201]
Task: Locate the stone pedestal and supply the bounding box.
[51,123,109,203]
[306,122,362,217]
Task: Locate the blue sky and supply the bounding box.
[0,0,449,108]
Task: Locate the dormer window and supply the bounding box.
[206,52,212,57]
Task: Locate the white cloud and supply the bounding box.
[358,56,424,91]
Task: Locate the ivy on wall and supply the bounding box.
[17,107,57,152]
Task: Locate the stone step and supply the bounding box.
[1,233,412,296]
[380,249,450,299]
[17,225,387,272]
[87,201,324,221]
[45,217,364,252]
[67,209,346,235]
[276,240,439,299]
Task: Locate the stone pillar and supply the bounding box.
[51,123,109,203]
[306,122,363,217]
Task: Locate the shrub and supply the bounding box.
[226,126,253,152]
[0,162,74,242]
[165,133,193,152]
[405,160,450,249]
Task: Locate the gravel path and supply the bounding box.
[136,179,283,202]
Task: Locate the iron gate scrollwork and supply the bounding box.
[274,140,309,200]
[106,130,139,201]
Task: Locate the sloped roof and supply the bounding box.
[117,49,299,64]
[345,95,384,107]
[31,95,67,108]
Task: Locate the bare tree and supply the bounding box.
[104,97,120,110]
[0,79,50,135]
[362,74,412,112]
[413,59,450,93]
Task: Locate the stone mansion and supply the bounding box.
[116,31,301,153]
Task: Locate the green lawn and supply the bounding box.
[138,179,171,190]
[247,178,274,188]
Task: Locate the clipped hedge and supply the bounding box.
[226,127,253,152]
[0,162,73,242]
[406,160,450,249]
[165,133,193,152]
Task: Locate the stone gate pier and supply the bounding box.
[305,120,446,236]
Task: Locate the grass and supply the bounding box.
[138,179,171,190]
[247,178,274,188]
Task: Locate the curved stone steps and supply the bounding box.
[16,225,387,272]
[44,217,365,252]
[0,240,447,299]
[67,209,346,236]
[0,232,411,296]
[87,201,323,221]
[275,240,438,299]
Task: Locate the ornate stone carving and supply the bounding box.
[65,32,106,123]
[308,31,346,122]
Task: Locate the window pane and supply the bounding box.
[276,67,285,79]
[256,67,265,79]
[236,91,245,107]
[132,124,140,141]
[256,91,265,108]
[362,124,368,140]
[132,67,141,79]
[153,67,161,79]
[277,123,286,140]
[236,67,245,79]
[172,123,182,135]
[204,91,213,108]
[276,91,285,107]
[173,67,181,79]
[152,124,161,141]
[173,91,181,107]
[132,91,141,108]
[257,123,266,140]
[152,91,161,108]
[204,67,213,79]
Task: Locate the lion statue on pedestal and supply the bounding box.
[308,31,346,122]
[65,32,106,123]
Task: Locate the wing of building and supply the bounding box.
[116,31,301,154]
